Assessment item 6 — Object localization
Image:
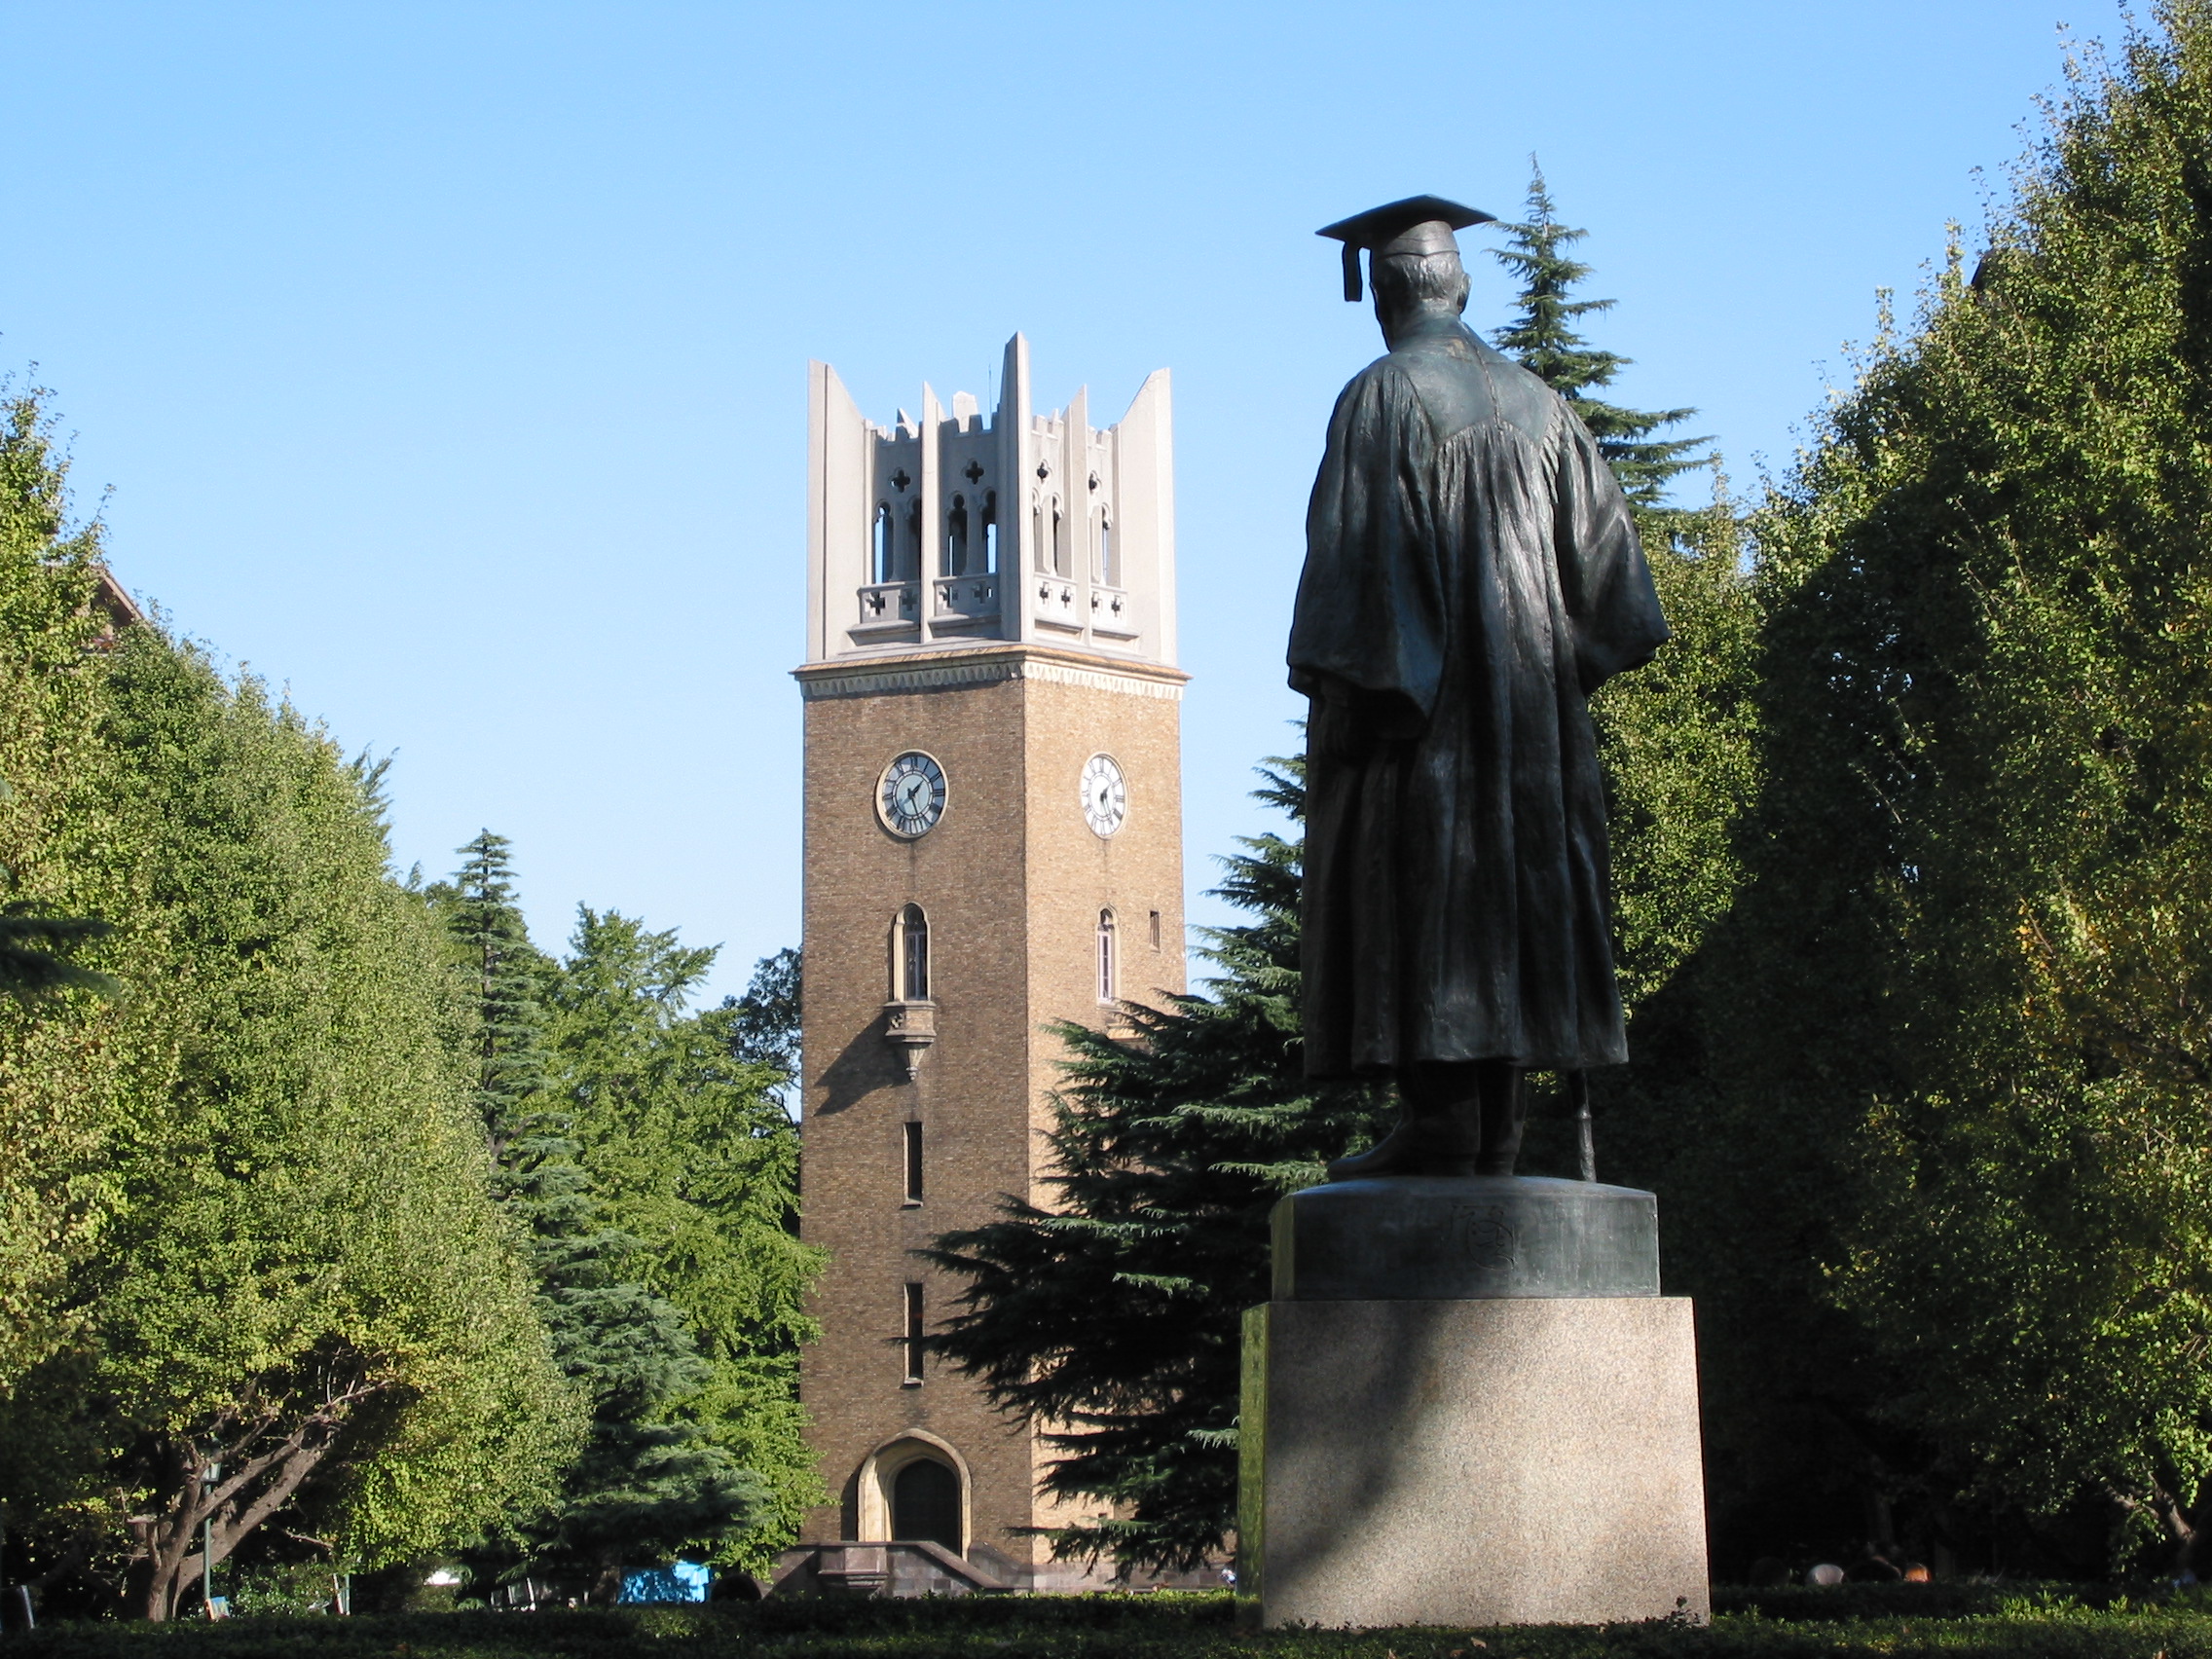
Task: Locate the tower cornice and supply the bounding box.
[793,642,1189,703]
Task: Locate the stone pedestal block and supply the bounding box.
[1237,1297,1708,1630]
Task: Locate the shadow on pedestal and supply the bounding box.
[1238,1175,1709,1631]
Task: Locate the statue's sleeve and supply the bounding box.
[1286,363,1444,721]
[1551,399,1670,693]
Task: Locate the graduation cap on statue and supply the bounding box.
[1317,195,1496,302]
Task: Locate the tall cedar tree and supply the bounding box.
[434,838,761,1598]
[546,909,823,1572]
[925,761,1388,1572]
[443,833,571,1221]
[1640,1,2212,1578]
[1492,161,1709,507]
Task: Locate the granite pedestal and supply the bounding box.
[1237,1177,1709,1630]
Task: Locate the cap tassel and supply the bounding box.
[1342,242,1362,303]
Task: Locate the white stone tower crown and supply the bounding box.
[806,333,1176,668]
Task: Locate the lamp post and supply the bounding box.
[201,1463,221,1619]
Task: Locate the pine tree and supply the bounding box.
[1492,161,1709,507]
[924,760,1388,1573]
[544,908,822,1572]
[440,832,573,1219]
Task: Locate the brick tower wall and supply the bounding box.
[795,645,1185,1569]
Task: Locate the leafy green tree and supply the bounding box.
[0,905,115,1000]
[7,633,575,1619]
[1492,161,1710,508]
[1641,0,2212,1577]
[0,387,130,1408]
[546,909,823,1572]
[926,761,1388,1573]
[0,778,118,1006]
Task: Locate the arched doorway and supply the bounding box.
[854,1432,972,1554]
[891,1456,961,1551]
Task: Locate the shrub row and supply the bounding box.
[14,1592,2212,1659]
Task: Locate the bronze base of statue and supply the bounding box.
[1326,1059,1526,1181]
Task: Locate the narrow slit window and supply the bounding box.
[1031,497,1046,573]
[891,904,930,1002]
[903,499,923,581]
[1096,909,1117,1003]
[1149,909,1162,950]
[903,1121,923,1206]
[1051,501,1068,578]
[903,1282,925,1384]
[982,492,998,573]
[1097,512,1115,585]
[946,495,969,574]
[873,503,895,584]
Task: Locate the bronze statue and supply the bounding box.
[1290,196,1668,1181]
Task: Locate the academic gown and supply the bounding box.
[1288,316,1669,1078]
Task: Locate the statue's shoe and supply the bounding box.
[1325,1122,1486,1182]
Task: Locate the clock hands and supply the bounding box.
[880,754,944,838]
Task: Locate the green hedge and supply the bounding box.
[1710,1582,2197,1621]
[14,1592,2212,1659]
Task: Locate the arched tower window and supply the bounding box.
[981,491,999,573]
[892,1456,961,1550]
[1097,511,1116,586]
[1051,499,1068,577]
[1031,495,1046,574]
[1096,908,1117,1003]
[946,495,969,574]
[890,904,930,1003]
[903,498,923,581]
[872,502,895,584]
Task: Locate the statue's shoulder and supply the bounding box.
[1382,328,1557,446]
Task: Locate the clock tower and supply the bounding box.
[788,334,1187,1592]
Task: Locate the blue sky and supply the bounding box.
[4,0,2110,998]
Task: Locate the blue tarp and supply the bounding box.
[617,1562,710,1604]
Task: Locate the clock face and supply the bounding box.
[878,751,947,838]
[1081,753,1127,837]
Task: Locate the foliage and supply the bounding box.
[721,947,800,1103]
[437,833,558,1172]
[1492,160,1711,507]
[1589,478,1764,1016]
[1633,0,2212,1580]
[925,760,1390,1573]
[1488,167,1763,1179]
[544,911,823,1573]
[430,842,762,1593]
[0,387,127,1400]
[0,386,574,1616]
[4,630,574,1619]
